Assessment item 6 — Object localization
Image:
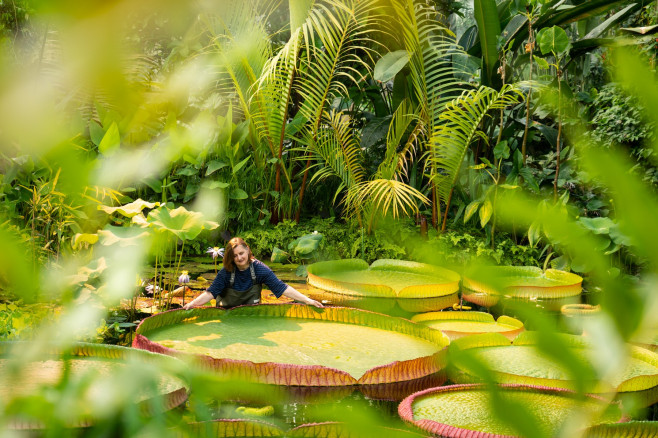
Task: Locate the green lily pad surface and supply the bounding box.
[143,315,437,380]
[306,259,460,312]
[399,384,623,437]
[411,311,524,340]
[462,266,583,307]
[134,305,449,387]
[449,332,658,394]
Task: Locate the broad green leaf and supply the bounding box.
[176,166,197,176]
[183,181,200,203]
[98,225,151,247]
[479,199,493,227]
[71,233,99,249]
[88,121,105,146]
[464,201,481,223]
[98,199,160,217]
[494,140,510,160]
[229,188,248,200]
[147,206,217,240]
[537,26,569,55]
[98,122,120,156]
[533,55,550,69]
[578,217,614,234]
[202,180,230,190]
[232,155,251,175]
[474,0,502,85]
[373,50,410,83]
[206,160,228,176]
[270,247,289,263]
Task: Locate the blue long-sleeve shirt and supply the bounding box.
[207,259,288,298]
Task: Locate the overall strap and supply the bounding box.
[229,270,235,287]
[249,262,256,281]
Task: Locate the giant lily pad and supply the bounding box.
[398,384,625,437]
[584,421,658,437]
[306,259,460,312]
[411,311,524,341]
[0,342,187,429]
[182,419,284,437]
[448,332,658,398]
[133,305,449,398]
[288,421,428,437]
[462,266,583,308]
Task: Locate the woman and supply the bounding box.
[183,237,323,309]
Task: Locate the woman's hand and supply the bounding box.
[305,298,324,308]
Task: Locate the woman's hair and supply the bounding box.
[222,237,254,272]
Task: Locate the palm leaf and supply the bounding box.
[345,178,428,219]
[296,0,384,136]
[390,0,470,130]
[430,84,524,204]
[308,110,365,203]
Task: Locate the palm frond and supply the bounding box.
[390,0,470,130]
[345,178,428,219]
[429,84,524,204]
[296,0,385,136]
[308,110,365,203]
[377,99,424,181]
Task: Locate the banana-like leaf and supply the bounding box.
[429,84,524,205]
[134,304,449,389]
[399,383,624,438]
[374,50,411,83]
[474,0,502,86]
[411,311,524,341]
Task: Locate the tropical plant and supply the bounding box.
[428,84,524,231]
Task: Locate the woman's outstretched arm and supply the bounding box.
[281,286,324,308]
[182,291,214,310]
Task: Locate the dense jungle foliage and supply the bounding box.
[1,0,658,436]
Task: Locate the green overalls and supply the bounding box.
[216,263,262,308]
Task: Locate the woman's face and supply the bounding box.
[233,244,250,270]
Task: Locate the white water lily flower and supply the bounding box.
[178,271,190,284]
[206,246,224,259]
[144,284,161,296]
[313,230,318,234]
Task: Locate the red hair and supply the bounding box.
[222,237,254,272]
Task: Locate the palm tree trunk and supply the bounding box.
[440,187,454,232]
[295,155,312,223]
